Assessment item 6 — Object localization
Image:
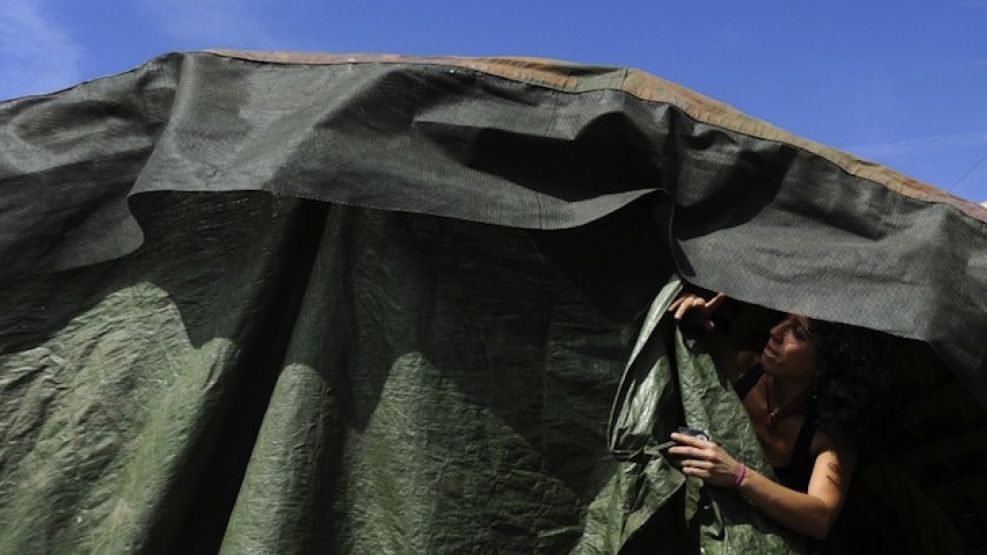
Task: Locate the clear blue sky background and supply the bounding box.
[3,0,986,202]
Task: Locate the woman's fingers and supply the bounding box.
[670,294,702,320]
[668,292,727,330]
[669,432,739,487]
[673,297,696,321]
[668,293,696,314]
[681,459,714,470]
[669,432,710,447]
[705,292,727,311]
[667,446,710,459]
[681,466,712,479]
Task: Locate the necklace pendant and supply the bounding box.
[766,411,778,428]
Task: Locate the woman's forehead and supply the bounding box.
[785,313,813,327]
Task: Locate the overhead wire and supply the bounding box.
[948,147,987,196]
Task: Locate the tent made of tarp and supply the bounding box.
[1,51,985,553]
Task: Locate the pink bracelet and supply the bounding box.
[733,463,747,488]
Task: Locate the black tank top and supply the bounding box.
[733,365,818,492]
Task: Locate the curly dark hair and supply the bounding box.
[809,320,897,450]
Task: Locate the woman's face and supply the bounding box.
[761,313,817,381]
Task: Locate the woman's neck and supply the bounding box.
[769,374,812,407]
[764,374,813,427]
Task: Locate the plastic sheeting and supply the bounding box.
[2,52,985,399]
[0,196,796,553]
[2,51,986,553]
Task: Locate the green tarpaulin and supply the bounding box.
[1,51,985,553]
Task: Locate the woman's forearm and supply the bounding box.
[736,468,838,540]
[669,407,854,541]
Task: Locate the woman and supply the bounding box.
[665,291,893,541]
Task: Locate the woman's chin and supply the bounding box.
[760,354,782,375]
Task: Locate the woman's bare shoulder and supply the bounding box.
[810,429,858,464]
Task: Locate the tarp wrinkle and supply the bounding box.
[2,50,985,554]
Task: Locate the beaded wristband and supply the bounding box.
[733,463,747,488]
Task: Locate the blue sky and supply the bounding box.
[3,0,986,202]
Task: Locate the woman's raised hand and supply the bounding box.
[667,292,727,331]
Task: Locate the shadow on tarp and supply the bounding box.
[2,190,984,553]
[0,191,672,553]
[0,192,329,553]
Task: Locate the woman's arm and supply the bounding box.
[669,432,856,540]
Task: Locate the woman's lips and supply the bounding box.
[763,344,779,360]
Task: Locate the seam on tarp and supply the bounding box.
[202,50,987,225]
[192,52,985,230]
